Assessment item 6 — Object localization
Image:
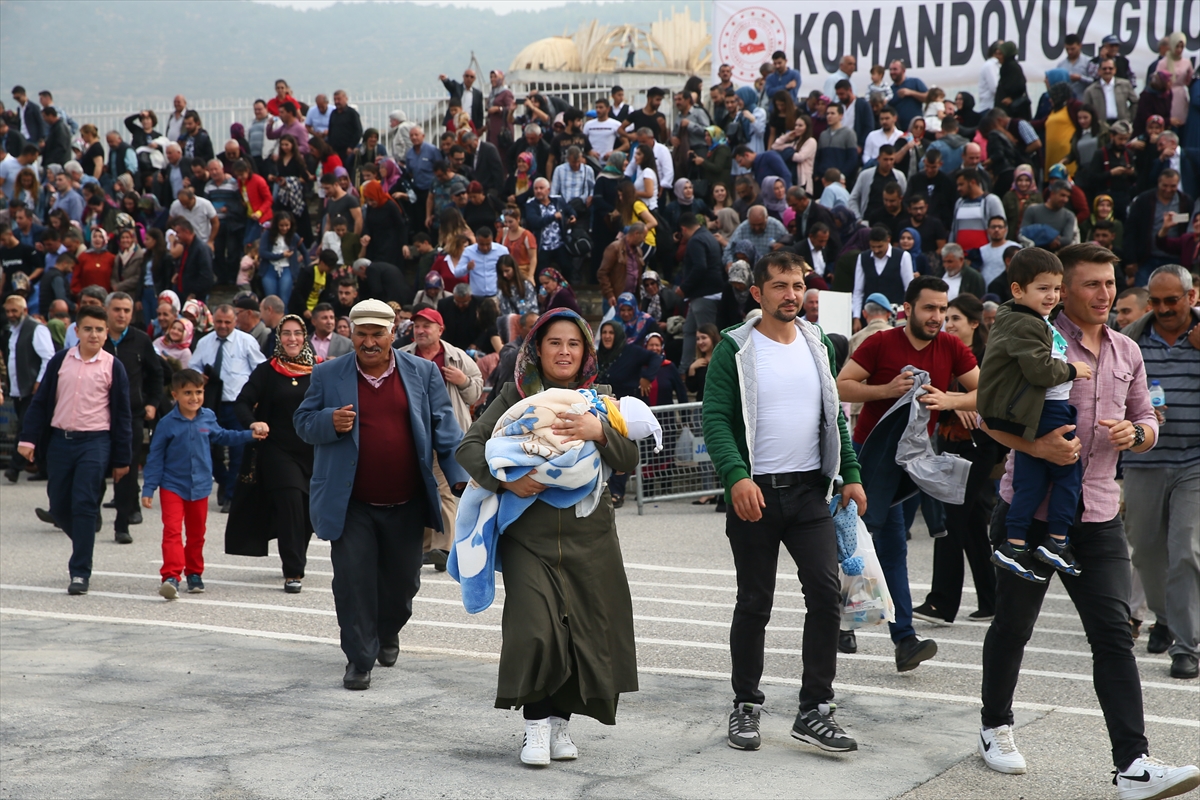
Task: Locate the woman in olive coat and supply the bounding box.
[456,308,639,766]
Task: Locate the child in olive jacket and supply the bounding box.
[976,249,1092,583]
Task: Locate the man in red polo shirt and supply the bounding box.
[837,275,980,669]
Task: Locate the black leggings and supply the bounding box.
[522,697,571,721]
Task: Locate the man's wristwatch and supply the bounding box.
[1132,424,1146,448]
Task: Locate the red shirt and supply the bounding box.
[849,326,977,443]
[352,367,421,505]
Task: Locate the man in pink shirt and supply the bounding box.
[17,306,134,596]
[976,243,1200,798]
[265,101,310,156]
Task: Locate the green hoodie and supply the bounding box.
[702,317,861,502]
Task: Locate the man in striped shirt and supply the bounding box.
[1120,264,1200,680]
[948,169,1005,252]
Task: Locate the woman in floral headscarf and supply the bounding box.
[227,314,320,593]
[615,292,657,345]
[1002,165,1042,235]
[1079,194,1125,250]
[153,317,193,369]
[537,267,580,314]
[689,125,732,199]
[455,307,639,761]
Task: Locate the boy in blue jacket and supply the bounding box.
[142,369,268,599]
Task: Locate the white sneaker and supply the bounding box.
[520,719,551,766]
[978,725,1027,774]
[548,715,578,760]
[1114,754,1200,800]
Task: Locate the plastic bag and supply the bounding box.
[840,517,896,629]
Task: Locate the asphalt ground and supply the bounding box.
[1,475,1197,799]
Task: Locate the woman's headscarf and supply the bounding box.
[601,151,627,176]
[900,226,923,254]
[1164,32,1186,67]
[379,159,401,193]
[1049,81,1073,110]
[158,289,181,314]
[488,70,509,105]
[1000,41,1019,61]
[839,223,873,257]
[1012,164,1036,196]
[760,176,788,216]
[596,319,626,380]
[271,313,318,376]
[735,86,759,111]
[539,267,569,289]
[229,123,251,158]
[716,207,740,238]
[361,180,389,207]
[729,240,758,265]
[515,152,533,192]
[158,317,193,351]
[1091,194,1115,223]
[705,125,728,154]
[88,228,109,252]
[514,308,597,398]
[956,91,980,126]
[181,299,214,336]
[616,292,654,344]
[673,178,692,199]
[727,260,753,309]
[1045,69,1070,87]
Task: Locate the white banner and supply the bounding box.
[713,0,1199,99]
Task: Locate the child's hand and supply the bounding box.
[141,496,153,509]
[1071,361,1093,380]
[250,422,270,439]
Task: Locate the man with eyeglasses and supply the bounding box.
[1119,264,1200,681]
[1083,58,1136,125]
[440,69,484,132]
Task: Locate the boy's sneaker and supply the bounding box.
[159,578,179,600]
[727,702,762,751]
[186,574,205,593]
[1035,538,1082,577]
[991,542,1049,583]
[791,703,857,752]
[978,725,1026,774]
[1113,755,1200,800]
[520,719,551,766]
[548,716,578,760]
[968,609,995,622]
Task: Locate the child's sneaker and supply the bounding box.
[159,577,180,600]
[1035,538,1082,577]
[187,574,205,593]
[991,542,1048,583]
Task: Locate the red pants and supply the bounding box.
[160,489,208,580]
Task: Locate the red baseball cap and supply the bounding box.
[413,308,444,327]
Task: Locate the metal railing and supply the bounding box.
[633,401,720,515]
[61,76,676,150]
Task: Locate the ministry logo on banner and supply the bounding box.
[717,6,789,85]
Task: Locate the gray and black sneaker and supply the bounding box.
[791,702,857,752]
[727,702,762,750]
[1034,538,1081,577]
[991,542,1049,583]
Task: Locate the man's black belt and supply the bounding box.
[753,470,822,489]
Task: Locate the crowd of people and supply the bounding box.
[1,32,1199,798]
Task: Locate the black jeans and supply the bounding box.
[113,418,144,533]
[924,436,998,620]
[330,496,426,671]
[272,487,311,579]
[981,499,1148,770]
[46,430,110,579]
[726,475,840,711]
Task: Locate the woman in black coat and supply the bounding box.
[227,314,316,593]
[994,42,1031,119]
[596,319,662,506]
[360,179,409,267]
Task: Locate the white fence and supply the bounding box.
[62,77,676,149]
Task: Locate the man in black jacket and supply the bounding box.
[171,220,214,302]
[177,111,214,163]
[785,186,838,246]
[353,258,411,306]
[327,90,364,175]
[507,124,553,179]
[460,132,505,198]
[904,150,956,227]
[793,222,840,284]
[440,71,485,131]
[40,106,72,168]
[1124,169,1192,287]
[677,216,725,370]
[102,292,163,544]
[289,249,339,318]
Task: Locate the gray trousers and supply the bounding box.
[1124,465,1200,657]
[681,296,719,373]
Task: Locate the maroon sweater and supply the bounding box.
[352,368,421,505]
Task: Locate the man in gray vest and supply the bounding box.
[3,295,55,482]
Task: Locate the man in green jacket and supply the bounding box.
[703,251,866,755]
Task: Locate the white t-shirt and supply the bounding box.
[1044,318,1073,401]
[862,128,904,164]
[168,197,218,242]
[583,118,623,159]
[751,328,822,473]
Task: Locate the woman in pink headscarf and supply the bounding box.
[1154,32,1193,126]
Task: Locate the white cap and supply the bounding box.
[347,299,395,329]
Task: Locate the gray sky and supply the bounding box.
[255,0,615,12]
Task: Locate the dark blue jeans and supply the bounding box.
[212,402,246,503]
[853,440,916,643]
[1006,400,1080,541]
[47,430,110,579]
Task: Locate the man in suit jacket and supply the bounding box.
[171,219,214,302]
[10,86,46,144]
[293,299,468,691]
[441,70,485,131]
[40,106,72,168]
[786,186,839,246]
[460,132,505,197]
[1082,60,1137,124]
[793,222,840,284]
[835,82,874,158]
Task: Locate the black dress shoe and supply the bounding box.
[1170,654,1198,679]
[219,501,231,514]
[1147,623,1174,654]
[343,663,371,690]
[114,530,133,544]
[129,510,143,525]
[424,549,448,572]
[378,635,400,667]
[102,500,118,509]
[4,467,19,484]
[838,630,857,654]
[895,635,938,672]
[35,507,58,526]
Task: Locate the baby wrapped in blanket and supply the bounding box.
[447,387,661,613]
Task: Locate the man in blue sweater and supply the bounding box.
[732,145,792,190]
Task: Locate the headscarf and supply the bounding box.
[956,91,980,127]
[760,176,788,216]
[182,299,213,336]
[361,180,389,207]
[1045,69,1069,87]
[673,178,692,199]
[229,123,251,158]
[1049,81,1073,109]
[705,125,728,154]
[616,292,654,344]
[839,223,873,257]
[158,289,181,314]
[88,228,109,253]
[1164,32,1186,68]
[596,319,627,381]
[729,239,758,265]
[601,151,627,176]
[271,313,318,377]
[539,267,569,289]
[1047,163,1072,185]
[640,270,664,320]
[900,226,923,254]
[1090,194,1116,225]
[716,207,740,238]
[1012,164,1036,196]
[514,308,597,398]
[488,70,509,105]
[1146,114,1166,130]
[727,260,753,309]
[424,270,444,291]
[515,152,533,193]
[154,318,193,364]
[379,159,401,193]
[734,87,761,140]
[1000,41,1019,61]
